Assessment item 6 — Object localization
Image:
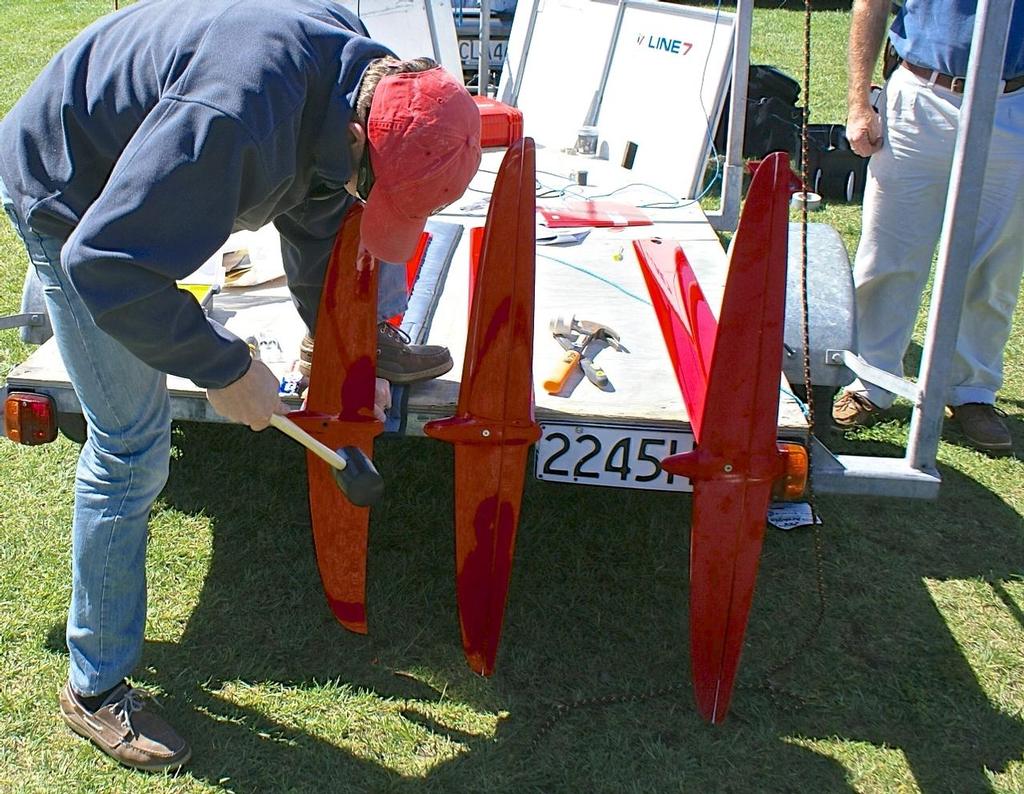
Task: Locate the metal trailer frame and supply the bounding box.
[1,0,1014,501]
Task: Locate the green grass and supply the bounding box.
[3,2,1024,793]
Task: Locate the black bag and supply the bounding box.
[805,124,869,203]
[743,97,802,159]
[714,65,802,158]
[748,64,801,105]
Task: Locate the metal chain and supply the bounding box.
[525,673,815,752]
[526,518,825,747]
[767,0,829,684]
[524,0,830,753]
[799,0,816,455]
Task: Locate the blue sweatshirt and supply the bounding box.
[0,0,393,388]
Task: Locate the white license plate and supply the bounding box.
[535,423,694,492]
[459,39,506,65]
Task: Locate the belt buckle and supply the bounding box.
[949,76,967,93]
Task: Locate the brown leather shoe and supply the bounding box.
[832,391,881,428]
[299,326,454,385]
[376,322,453,384]
[950,403,1013,454]
[59,681,191,772]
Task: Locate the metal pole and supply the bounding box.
[905,0,1012,471]
[708,0,750,230]
[505,0,540,106]
[583,0,628,128]
[424,0,442,68]
[478,0,491,95]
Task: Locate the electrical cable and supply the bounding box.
[779,387,812,420]
[536,252,652,306]
[692,0,726,205]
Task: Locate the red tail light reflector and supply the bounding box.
[5,392,58,445]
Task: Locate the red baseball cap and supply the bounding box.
[360,67,482,263]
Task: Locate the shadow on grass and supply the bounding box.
[117,420,1024,792]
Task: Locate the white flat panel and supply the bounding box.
[499,0,734,198]
[338,0,464,81]
[597,4,734,198]
[7,149,808,441]
[536,421,694,492]
[498,0,619,145]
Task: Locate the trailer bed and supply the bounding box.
[3,147,807,493]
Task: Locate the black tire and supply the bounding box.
[57,412,87,444]
[817,169,845,202]
[850,161,869,202]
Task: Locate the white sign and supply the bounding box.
[500,0,734,198]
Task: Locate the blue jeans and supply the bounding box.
[1,178,171,697]
[2,177,409,696]
[376,261,408,321]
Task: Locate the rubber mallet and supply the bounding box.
[270,414,384,507]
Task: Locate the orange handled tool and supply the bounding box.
[543,347,582,393]
[543,315,626,394]
[543,315,586,394]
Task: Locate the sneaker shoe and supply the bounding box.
[832,391,882,428]
[376,322,453,384]
[59,680,191,772]
[950,403,1013,454]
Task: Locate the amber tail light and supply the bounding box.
[5,392,58,445]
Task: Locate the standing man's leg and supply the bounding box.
[945,86,1024,451]
[835,68,958,424]
[1,179,189,771]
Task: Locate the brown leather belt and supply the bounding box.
[901,60,1024,94]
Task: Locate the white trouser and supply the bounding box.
[848,65,1024,409]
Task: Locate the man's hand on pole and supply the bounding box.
[207,358,287,430]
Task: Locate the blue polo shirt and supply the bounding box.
[0,0,392,388]
[890,0,1024,80]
